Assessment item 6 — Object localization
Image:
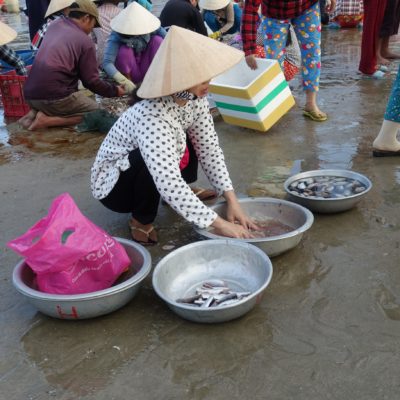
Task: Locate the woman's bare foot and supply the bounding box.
[376,55,391,65]
[129,218,158,245]
[381,51,400,59]
[18,110,37,129]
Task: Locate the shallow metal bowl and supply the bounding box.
[152,240,273,324]
[12,237,152,320]
[284,169,372,213]
[196,197,314,257]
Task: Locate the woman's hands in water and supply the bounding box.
[211,216,255,239]
[225,196,260,231]
[209,191,261,238]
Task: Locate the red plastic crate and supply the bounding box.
[0,70,30,117]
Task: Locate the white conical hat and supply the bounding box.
[199,0,230,11]
[110,2,160,35]
[0,21,17,45]
[138,25,243,99]
[45,0,74,17]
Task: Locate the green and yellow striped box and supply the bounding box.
[209,59,295,132]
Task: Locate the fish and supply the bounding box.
[215,293,238,304]
[176,294,202,303]
[289,176,367,199]
[176,281,252,308]
[201,296,215,308]
[202,279,227,288]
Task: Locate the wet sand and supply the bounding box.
[1,7,400,400]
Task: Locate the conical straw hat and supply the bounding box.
[0,21,17,46]
[45,0,74,18]
[110,2,160,36]
[138,25,243,99]
[199,0,230,11]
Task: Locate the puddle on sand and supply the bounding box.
[0,122,105,164]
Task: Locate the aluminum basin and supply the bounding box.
[12,237,152,319]
[152,240,273,323]
[196,197,314,257]
[284,169,372,213]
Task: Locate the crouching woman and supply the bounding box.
[91,26,257,245]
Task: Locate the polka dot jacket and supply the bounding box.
[91,95,234,229]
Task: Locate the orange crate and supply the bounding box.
[0,70,30,117]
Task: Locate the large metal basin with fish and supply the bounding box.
[12,238,152,319]
[152,240,273,323]
[196,197,314,257]
[284,169,372,213]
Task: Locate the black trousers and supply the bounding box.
[100,137,198,224]
[26,0,50,40]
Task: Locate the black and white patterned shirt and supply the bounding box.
[91,95,233,228]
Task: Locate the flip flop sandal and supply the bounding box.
[361,70,386,80]
[303,110,328,122]
[378,65,390,72]
[192,188,218,201]
[129,223,158,246]
[372,148,400,157]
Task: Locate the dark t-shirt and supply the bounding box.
[24,18,117,101]
[160,0,208,36]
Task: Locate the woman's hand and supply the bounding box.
[211,216,255,239]
[225,200,260,231]
[245,55,258,70]
[210,191,261,238]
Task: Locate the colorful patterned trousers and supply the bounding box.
[384,64,400,123]
[260,2,322,92]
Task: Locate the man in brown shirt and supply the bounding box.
[20,0,124,131]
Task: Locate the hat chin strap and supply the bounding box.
[173,91,198,101]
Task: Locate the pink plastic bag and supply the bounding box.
[7,193,131,295]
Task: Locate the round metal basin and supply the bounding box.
[196,197,314,257]
[284,169,372,213]
[12,237,152,320]
[152,240,273,324]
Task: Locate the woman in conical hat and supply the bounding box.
[91,26,259,245]
[0,21,28,76]
[199,0,242,40]
[31,0,74,50]
[102,2,166,94]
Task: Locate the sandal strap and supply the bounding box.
[130,225,154,237]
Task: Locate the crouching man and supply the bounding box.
[20,0,124,131]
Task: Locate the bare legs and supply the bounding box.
[379,36,400,59]
[376,37,391,66]
[24,111,83,131]
[304,90,327,119]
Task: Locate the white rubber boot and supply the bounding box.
[372,120,400,156]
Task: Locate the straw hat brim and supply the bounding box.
[110,2,160,36]
[45,0,74,17]
[137,25,243,99]
[199,0,230,11]
[0,21,17,46]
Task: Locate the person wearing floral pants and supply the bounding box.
[259,2,322,94]
[242,0,336,121]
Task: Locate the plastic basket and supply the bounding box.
[0,70,30,117]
